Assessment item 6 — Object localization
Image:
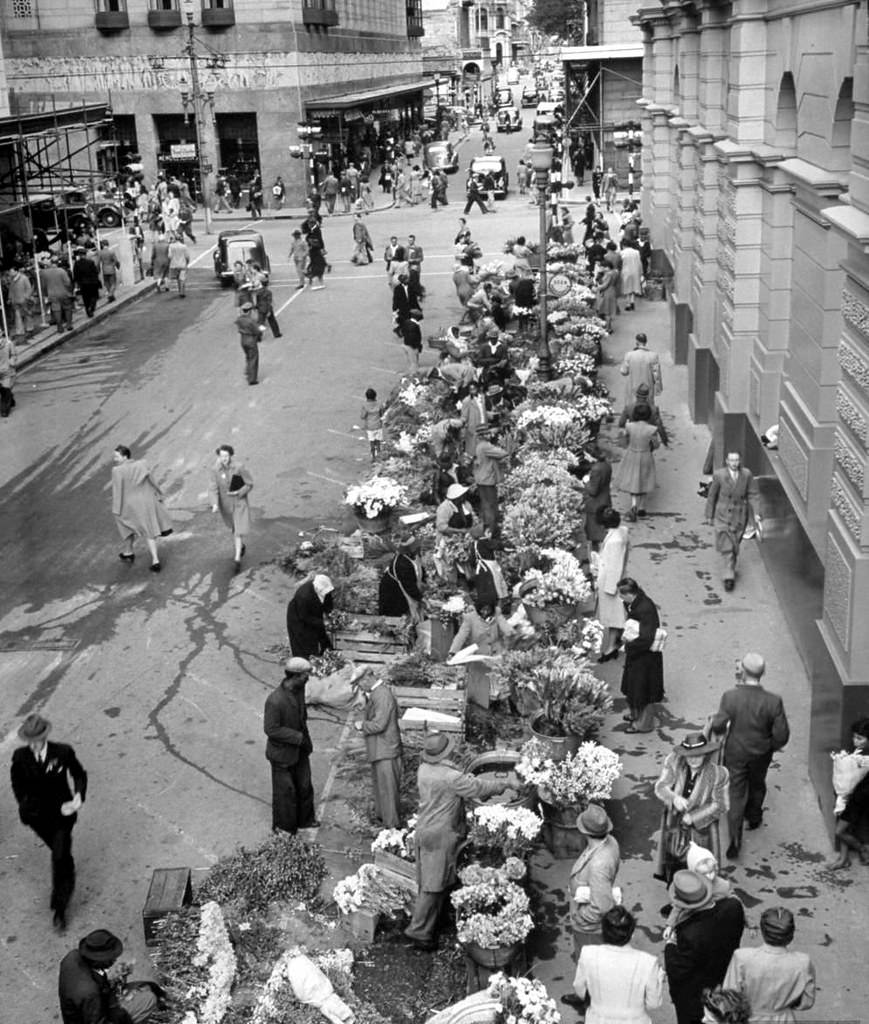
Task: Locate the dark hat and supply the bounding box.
[635,383,651,395]
[670,870,714,911]
[575,804,613,837]
[79,929,123,965]
[675,732,719,758]
[18,714,51,742]
[760,907,795,946]
[422,731,456,764]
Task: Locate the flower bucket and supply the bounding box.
[354,508,393,534]
[542,819,588,859]
[530,714,582,761]
[461,939,523,970]
[466,751,537,812]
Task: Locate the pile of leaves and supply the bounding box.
[387,652,439,688]
[197,834,327,915]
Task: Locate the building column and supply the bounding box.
[696,6,728,136]
[670,122,698,364]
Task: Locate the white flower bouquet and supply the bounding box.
[479,259,507,278]
[395,422,432,455]
[557,354,598,379]
[333,863,413,916]
[521,548,592,608]
[396,379,428,407]
[182,901,236,1024]
[488,972,562,1024]
[344,476,408,519]
[451,865,533,948]
[468,804,543,859]
[515,402,590,452]
[512,305,537,318]
[516,738,622,808]
[547,310,568,326]
[577,617,605,657]
[370,820,416,861]
[573,391,613,424]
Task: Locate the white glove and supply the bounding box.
[61,793,82,816]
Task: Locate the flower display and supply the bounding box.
[395,423,432,455]
[344,476,408,519]
[521,549,592,608]
[516,738,622,809]
[370,820,416,860]
[251,947,355,1024]
[512,305,537,317]
[396,379,428,407]
[333,862,413,916]
[547,310,569,326]
[577,617,605,657]
[184,901,236,1024]
[468,804,543,860]
[502,487,579,555]
[557,354,598,379]
[488,972,562,1024]
[479,259,508,277]
[514,402,590,452]
[451,865,533,948]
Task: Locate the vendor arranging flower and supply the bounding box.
[344,476,408,520]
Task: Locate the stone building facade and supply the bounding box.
[633,0,869,821]
[0,0,425,204]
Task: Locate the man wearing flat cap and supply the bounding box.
[264,658,318,833]
[235,300,265,386]
[708,652,789,859]
[11,714,88,931]
[404,731,518,950]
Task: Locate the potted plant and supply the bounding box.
[344,476,408,534]
[451,863,533,968]
[519,549,592,625]
[487,972,562,1024]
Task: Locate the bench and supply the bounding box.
[142,867,193,946]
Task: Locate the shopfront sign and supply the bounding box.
[548,273,572,297]
[344,109,364,122]
[170,143,197,159]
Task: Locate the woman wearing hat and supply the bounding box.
[404,731,518,950]
[286,574,334,659]
[111,444,174,572]
[613,403,661,522]
[653,732,729,884]
[378,536,425,622]
[209,444,253,572]
[434,483,476,580]
[568,805,621,962]
[723,907,815,1023]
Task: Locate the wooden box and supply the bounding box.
[347,908,380,943]
[332,614,409,666]
[394,685,467,734]
[374,849,418,887]
[429,617,457,662]
[143,867,193,946]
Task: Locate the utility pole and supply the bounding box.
[183,0,213,234]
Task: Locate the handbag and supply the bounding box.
[664,822,692,861]
[651,627,668,652]
[228,473,245,493]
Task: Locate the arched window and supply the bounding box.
[495,6,505,29]
[831,77,853,170]
[774,71,797,151]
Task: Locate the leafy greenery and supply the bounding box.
[197,834,327,914]
[527,0,585,43]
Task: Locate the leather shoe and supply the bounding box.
[561,993,586,1010]
[149,562,161,573]
[597,650,619,663]
[723,579,735,591]
[726,843,740,859]
[746,819,762,831]
[53,909,67,932]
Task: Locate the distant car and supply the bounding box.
[28,191,96,238]
[521,87,539,107]
[213,229,270,284]
[536,101,561,119]
[495,87,513,108]
[496,107,522,133]
[468,155,509,199]
[424,140,460,175]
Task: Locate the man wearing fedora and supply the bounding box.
[235,300,265,386]
[404,731,518,950]
[59,928,159,1024]
[472,424,510,535]
[11,714,88,931]
[664,869,745,1024]
[264,658,318,834]
[708,652,789,858]
[563,804,621,1008]
[353,668,403,829]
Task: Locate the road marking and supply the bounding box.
[307,470,347,486]
[327,428,362,440]
[274,287,307,316]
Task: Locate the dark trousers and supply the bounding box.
[463,196,488,215]
[80,286,99,317]
[50,297,73,331]
[727,750,774,847]
[27,817,76,913]
[270,756,316,833]
[241,340,259,383]
[260,311,282,337]
[405,888,448,946]
[371,756,402,828]
[476,483,499,533]
[0,384,14,417]
[430,191,447,208]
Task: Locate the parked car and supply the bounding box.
[468,155,509,199]
[496,107,522,133]
[213,229,270,284]
[495,87,513,108]
[521,86,539,108]
[28,190,110,238]
[424,140,460,175]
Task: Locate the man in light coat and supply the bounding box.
[704,451,761,591]
[620,333,662,405]
[353,669,403,828]
[404,731,516,950]
[460,381,487,459]
[472,424,510,533]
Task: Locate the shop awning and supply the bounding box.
[560,44,644,62]
[306,78,431,112]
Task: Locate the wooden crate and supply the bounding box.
[394,685,467,735]
[332,614,409,665]
[347,908,381,943]
[142,867,193,946]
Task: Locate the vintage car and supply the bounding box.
[213,229,270,284]
[495,87,514,108]
[496,107,523,132]
[424,140,460,175]
[29,189,124,238]
[468,155,509,199]
[520,86,539,108]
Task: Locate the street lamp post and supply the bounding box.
[529,140,554,380]
[182,0,212,234]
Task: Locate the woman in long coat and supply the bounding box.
[594,508,630,661]
[583,446,612,552]
[350,214,373,265]
[379,538,425,621]
[452,258,478,307]
[150,234,170,292]
[613,404,660,521]
[620,241,643,310]
[653,732,729,883]
[618,577,664,733]
[209,443,253,572]
[595,264,620,332]
[111,444,173,571]
[286,574,334,659]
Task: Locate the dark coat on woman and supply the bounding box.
[620,588,664,708]
[58,949,131,1024]
[379,552,424,616]
[285,579,332,659]
[665,897,745,1024]
[583,457,612,544]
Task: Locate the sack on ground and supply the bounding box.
[305,663,359,709]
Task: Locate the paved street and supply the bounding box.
[0,110,864,1022]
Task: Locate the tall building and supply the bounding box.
[0,0,426,203]
[634,0,869,823]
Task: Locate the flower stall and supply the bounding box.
[344,476,409,534]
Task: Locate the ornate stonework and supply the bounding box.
[838,340,869,392]
[831,476,863,543]
[834,435,866,493]
[778,421,809,501]
[841,290,869,338]
[823,533,852,649]
[836,388,869,447]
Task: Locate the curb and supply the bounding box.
[17,280,158,372]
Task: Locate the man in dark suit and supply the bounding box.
[11,714,88,931]
[401,307,423,372]
[617,577,664,733]
[664,870,745,1024]
[264,657,317,834]
[235,301,265,386]
[709,652,789,857]
[392,273,421,337]
[704,451,761,591]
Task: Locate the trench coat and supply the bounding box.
[569,833,621,933]
[723,945,815,1024]
[704,467,759,547]
[209,459,253,537]
[614,421,660,495]
[595,525,630,628]
[583,458,612,545]
[620,590,664,708]
[112,459,173,541]
[574,944,664,1024]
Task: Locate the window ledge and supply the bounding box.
[147,9,182,29]
[95,10,130,30]
[202,7,235,27]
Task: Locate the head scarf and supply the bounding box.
[313,574,334,603]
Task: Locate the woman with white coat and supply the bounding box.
[593,507,630,662]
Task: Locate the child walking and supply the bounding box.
[360,387,385,462]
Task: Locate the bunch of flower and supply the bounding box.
[547,310,569,326]
[521,549,592,608]
[439,532,472,570]
[396,379,428,408]
[502,486,578,555]
[308,650,348,678]
[577,318,609,342]
[514,402,590,452]
[502,452,581,501]
[557,354,597,379]
[370,819,416,860]
[333,863,413,916]
[451,866,533,948]
[577,617,605,657]
[468,804,543,860]
[516,738,622,808]
[344,476,408,519]
[559,331,602,358]
[439,593,469,626]
[488,972,562,1024]
[512,305,537,318]
[479,259,507,278]
[547,242,586,262]
[181,901,236,1024]
[572,390,613,424]
[395,423,433,455]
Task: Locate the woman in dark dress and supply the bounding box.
[378,538,425,621]
[286,574,334,658]
[469,539,508,611]
[302,215,327,289]
[583,445,613,554]
[617,577,664,733]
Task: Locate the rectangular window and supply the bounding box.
[150,0,178,9]
[96,0,126,12]
[406,0,423,36]
[203,0,232,8]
